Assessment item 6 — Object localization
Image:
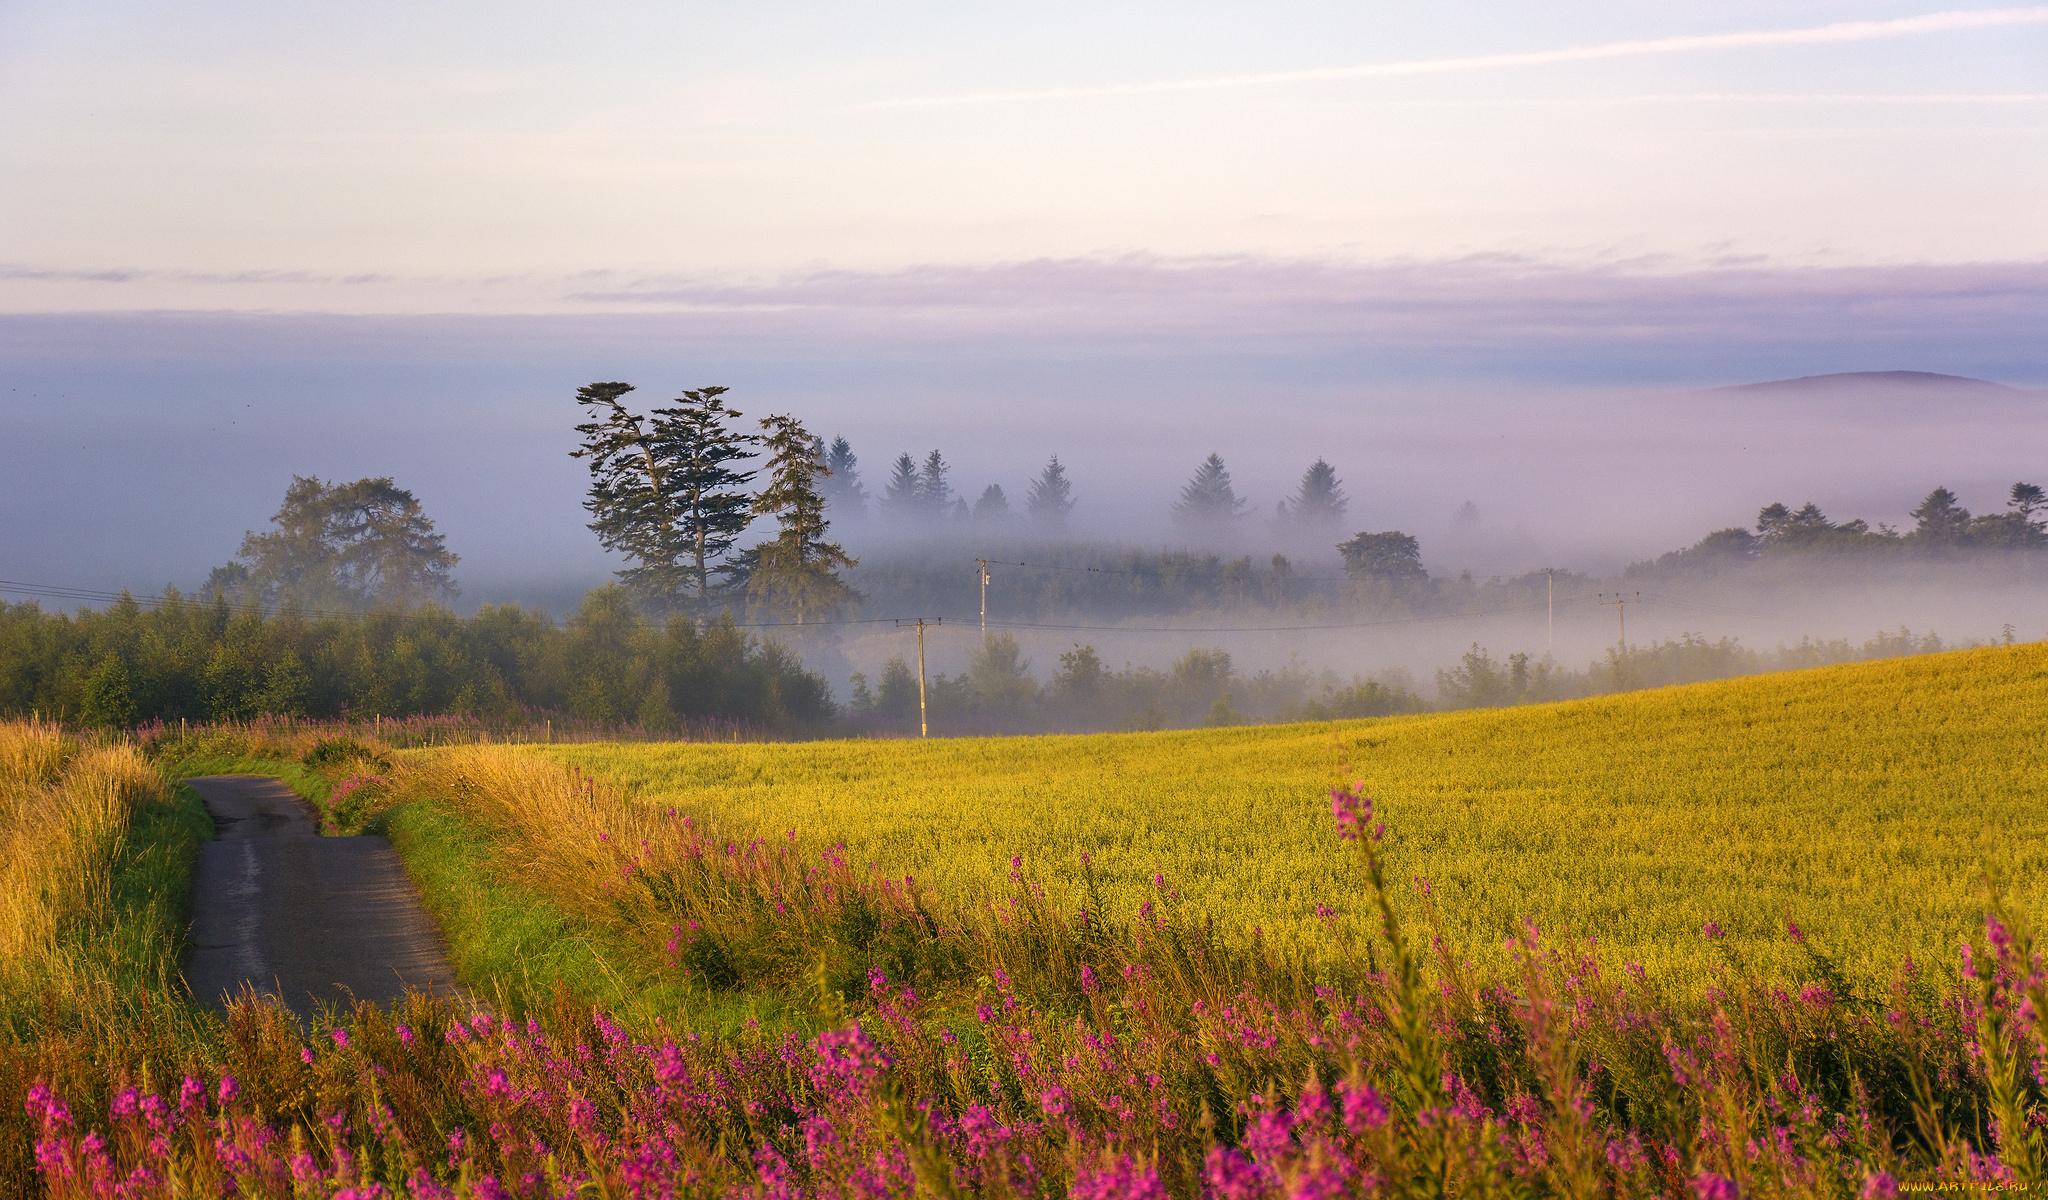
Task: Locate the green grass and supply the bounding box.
[516,642,2048,987]
[166,755,334,816]
[380,800,796,1033]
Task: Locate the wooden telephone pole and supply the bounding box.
[895,617,940,737]
[1598,592,1639,650]
[976,558,990,643]
[1545,568,1555,651]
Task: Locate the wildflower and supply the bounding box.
[1329,787,1376,841]
[1691,1172,1739,1200]
[1080,965,1098,995]
[1860,1171,1900,1199]
[396,1023,416,1046]
[301,1048,316,1065]
[332,1028,350,1049]
[217,1076,240,1105]
[1786,920,1806,944]
[1339,1079,1390,1132]
[1071,1154,1168,1200]
[1702,921,1725,940]
[1204,1145,1268,1199]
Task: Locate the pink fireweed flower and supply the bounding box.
[396,1024,415,1046]
[1080,965,1098,995]
[1329,787,1379,841]
[332,1029,350,1049]
[1339,1079,1390,1132]
[1786,921,1806,944]
[1691,1173,1739,1200]
[217,1077,240,1105]
[1702,921,1725,940]
[301,1048,315,1065]
[1861,1171,1900,1199]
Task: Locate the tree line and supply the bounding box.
[818,439,1358,537]
[0,587,832,732]
[846,634,1427,735]
[1630,483,2048,579]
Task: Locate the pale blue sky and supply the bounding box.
[1,1,2042,310]
[2,3,2045,619]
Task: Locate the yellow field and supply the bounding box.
[517,642,2048,985]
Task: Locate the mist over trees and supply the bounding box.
[570,384,855,619]
[845,634,1427,735]
[96,385,2048,739]
[205,475,458,611]
[744,414,858,624]
[1630,482,2048,579]
[1171,453,1250,531]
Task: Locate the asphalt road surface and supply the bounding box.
[184,775,462,1014]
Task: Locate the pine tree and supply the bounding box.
[2009,482,2045,526]
[919,450,954,517]
[1171,453,1248,529]
[1287,460,1348,527]
[652,386,758,610]
[884,453,923,520]
[572,382,688,605]
[1910,487,1971,544]
[748,415,859,624]
[821,436,869,517]
[572,382,754,612]
[1026,456,1075,529]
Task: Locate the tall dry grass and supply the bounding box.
[0,721,169,991]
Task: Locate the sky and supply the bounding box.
[1,1,2045,623]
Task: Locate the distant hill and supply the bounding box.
[1706,370,2023,396]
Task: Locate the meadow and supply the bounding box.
[1,646,2046,1195]
[525,641,2048,986]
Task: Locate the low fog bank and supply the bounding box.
[787,563,2048,709]
[3,289,2045,600]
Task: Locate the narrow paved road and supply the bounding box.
[184,775,463,1014]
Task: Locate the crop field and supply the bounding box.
[523,640,2048,985]
[3,646,2047,1195]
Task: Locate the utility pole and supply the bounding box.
[977,558,990,643]
[1598,592,1639,650]
[1545,568,1555,651]
[895,617,940,737]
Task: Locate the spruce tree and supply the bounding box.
[821,436,869,517]
[1171,453,1248,529]
[748,414,859,624]
[1026,456,1076,529]
[884,453,923,520]
[919,450,954,517]
[973,484,1013,525]
[1287,459,1348,527]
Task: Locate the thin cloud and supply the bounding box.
[864,8,2048,109]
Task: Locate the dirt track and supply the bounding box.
[183,775,462,1014]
